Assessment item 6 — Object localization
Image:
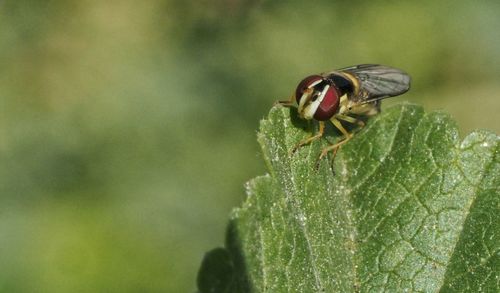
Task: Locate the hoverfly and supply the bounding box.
[278,64,411,166]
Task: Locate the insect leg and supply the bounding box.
[330,117,351,138]
[336,114,365,127]
[275,93,296,107]
[291,121,325,154]
[315,117,353,168]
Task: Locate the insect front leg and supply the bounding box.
[291,121,325,155]
[275,93,296,107]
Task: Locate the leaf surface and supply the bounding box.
[198,104,499,293]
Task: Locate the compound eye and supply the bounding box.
[295,75,323,104]
[313,86,340,121]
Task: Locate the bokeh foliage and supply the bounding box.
[0,1,499,292]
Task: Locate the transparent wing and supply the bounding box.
[337,64,411,101]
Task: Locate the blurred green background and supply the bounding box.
[0,1,498,292]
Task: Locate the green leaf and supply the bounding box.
[197,248,235,293]
[197,104,499,293]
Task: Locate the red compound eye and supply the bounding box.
[313,86,340,121]
[295,75,323,104]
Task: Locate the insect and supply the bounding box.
[278,64,411,166]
